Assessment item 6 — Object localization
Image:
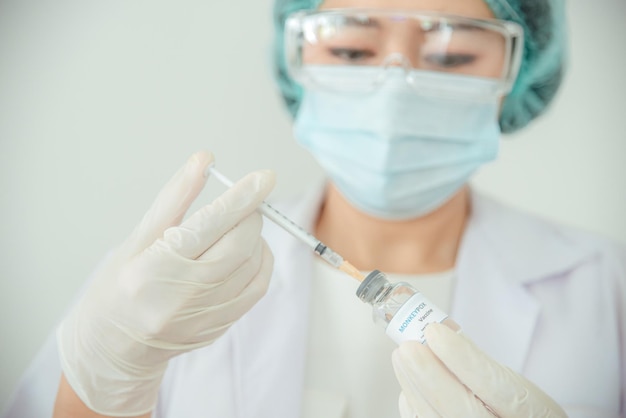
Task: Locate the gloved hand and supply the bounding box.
[57,151,275,416]
[392,322,567,418]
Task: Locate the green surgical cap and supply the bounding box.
[272,0,567,133]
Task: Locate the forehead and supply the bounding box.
[318,0,495,20]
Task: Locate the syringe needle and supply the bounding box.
[339,261,364,281]
[207,165,365,282]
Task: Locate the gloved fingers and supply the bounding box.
[144,212,263,285]
[177,244,274,341]
[188,238,266,306]
[192,240,273,332]
[111,241,272,348]
[392,341,494,418]
[125,151,213,256]
[424,323,566,418]
[398,391,439,418]
[168,169,275,259]
[193,212,264,276]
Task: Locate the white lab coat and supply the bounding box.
[3,186,625,418]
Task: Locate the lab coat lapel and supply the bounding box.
[453,191,595,372]
[232,183,324,418]
[454,220,540,372]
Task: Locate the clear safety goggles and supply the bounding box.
[285,9,524,95]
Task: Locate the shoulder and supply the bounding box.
[468,190,626,284]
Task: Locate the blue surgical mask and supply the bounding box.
[293,67,502,220]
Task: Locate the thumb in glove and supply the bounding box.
[392,323,567,418]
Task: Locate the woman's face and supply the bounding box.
[304,0,505,80]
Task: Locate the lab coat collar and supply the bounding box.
[463,190,598,285]
[453,189,598,371]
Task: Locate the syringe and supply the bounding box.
[207,165,364,282]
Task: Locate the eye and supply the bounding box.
[423,53,477,68]
[328,47,375,62]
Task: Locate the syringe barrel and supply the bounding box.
[317,246,344,268]
[208,164,340,265]
[259,202,320,250]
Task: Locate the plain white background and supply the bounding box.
[0,0,625,410]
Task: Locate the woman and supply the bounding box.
[3,0,624,417]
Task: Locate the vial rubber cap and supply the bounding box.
[356,270,388,303]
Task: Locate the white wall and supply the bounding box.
[0,0,624,410]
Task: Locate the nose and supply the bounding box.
[381,53,412,71]
[381,21,424,69]
[374,53,416,89]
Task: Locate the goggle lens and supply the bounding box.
[286,10,523,94]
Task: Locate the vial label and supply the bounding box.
[385,293,449,344]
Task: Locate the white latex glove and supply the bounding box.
[392,322,567,418]
[57,151,275,416]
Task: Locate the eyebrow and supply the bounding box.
[423,21,487,32]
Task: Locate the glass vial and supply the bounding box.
[356,270,461,344]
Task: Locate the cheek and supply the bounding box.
[477,51,507,79]
[303,43,326,64]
